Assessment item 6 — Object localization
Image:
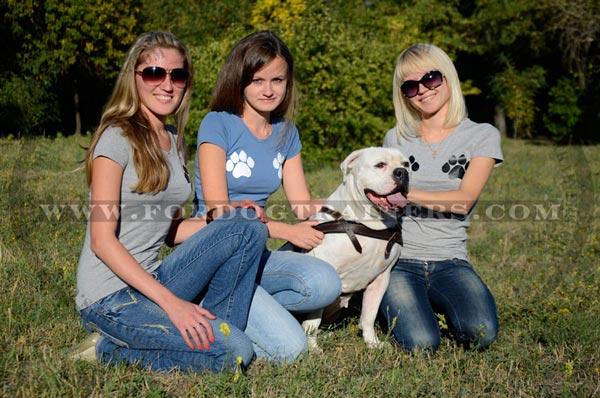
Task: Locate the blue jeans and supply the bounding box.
[244,285,309,363]
[79,208,268,372]
[244,250,342,363]
[380,258,498,353]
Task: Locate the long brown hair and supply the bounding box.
[84,31,194,193]
[209,31,298,140]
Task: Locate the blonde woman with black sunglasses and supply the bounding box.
[70,31,268,372]
[382,43,503,354]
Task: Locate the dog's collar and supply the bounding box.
[313,207,403,259]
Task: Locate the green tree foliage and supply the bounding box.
[465,0,551,138]
[490,60,546,139]
[543,77,582,143]
[546,0,600,89]
[2,0,139,135]
[469,0,599,142]
[0,76,60,134]
[544,0,599,143]
[226,0,475,160]
[139,0,251,46]
[285,5,398,160]
[470,0,549,54]
[390,0,476,56]
[187,32,247,151]
[2,0,598,149]
[250,0,306,29]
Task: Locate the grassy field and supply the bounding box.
[1,135,599,397]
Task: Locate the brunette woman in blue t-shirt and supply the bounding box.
[193,31,341,363]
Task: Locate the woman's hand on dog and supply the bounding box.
[282,220,324,250]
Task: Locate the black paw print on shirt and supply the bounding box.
[408,155,420,171]
[442,154,469,179]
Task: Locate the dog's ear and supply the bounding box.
[340,148,365,178]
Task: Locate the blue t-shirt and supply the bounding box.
[193,111,302,215]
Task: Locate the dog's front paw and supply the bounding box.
[307,334,323,354]
[362,328,386,349]
[364,336,385,349]
[365,338,390,349]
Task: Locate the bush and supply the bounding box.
[543,77,582,144]
[185,35,242,155]
[0,75,60,136]
[185,1,406,162]
[287,14,398,161]
[490,62,546,139]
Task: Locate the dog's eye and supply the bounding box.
[402,161,409,168]
[374,162,386,169]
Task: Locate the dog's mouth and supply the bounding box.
[365,186,409,211]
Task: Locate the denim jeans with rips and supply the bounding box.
[79,208,268,372]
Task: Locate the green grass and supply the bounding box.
[1,135,599,397]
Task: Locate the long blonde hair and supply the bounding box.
[84,31,194,193]
[392,43,466,140]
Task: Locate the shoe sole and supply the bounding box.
[66,332,100,362]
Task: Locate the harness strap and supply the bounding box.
[315,208,363,254]
[315,207,403,259]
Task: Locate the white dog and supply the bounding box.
[295,147,410,351]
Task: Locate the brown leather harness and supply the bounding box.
[306,207,403,259]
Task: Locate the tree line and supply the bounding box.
[2,0,598,160]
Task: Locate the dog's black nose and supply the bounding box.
[393,167,408,182]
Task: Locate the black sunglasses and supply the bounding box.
[135,66,190,88]
[400,70,444,99]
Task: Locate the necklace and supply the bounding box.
[419,127,451,159]
[423,139,444,158]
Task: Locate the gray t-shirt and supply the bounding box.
[383,118,503,261]
[75,126,192,311]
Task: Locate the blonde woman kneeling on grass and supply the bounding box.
[381,43,502,353]
[69,31,268,372]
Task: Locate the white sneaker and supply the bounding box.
[66,332,100,362]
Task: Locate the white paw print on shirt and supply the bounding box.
[272,153,284,179]
[227,150,254,178]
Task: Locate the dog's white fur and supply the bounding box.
[302,147,410,351]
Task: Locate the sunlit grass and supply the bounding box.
[1,136,599,397]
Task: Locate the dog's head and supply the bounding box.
[341,147,410,214]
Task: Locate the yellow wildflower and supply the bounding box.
[233,356,243,382]
[220,322,230,337]
[564,360,574,378]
